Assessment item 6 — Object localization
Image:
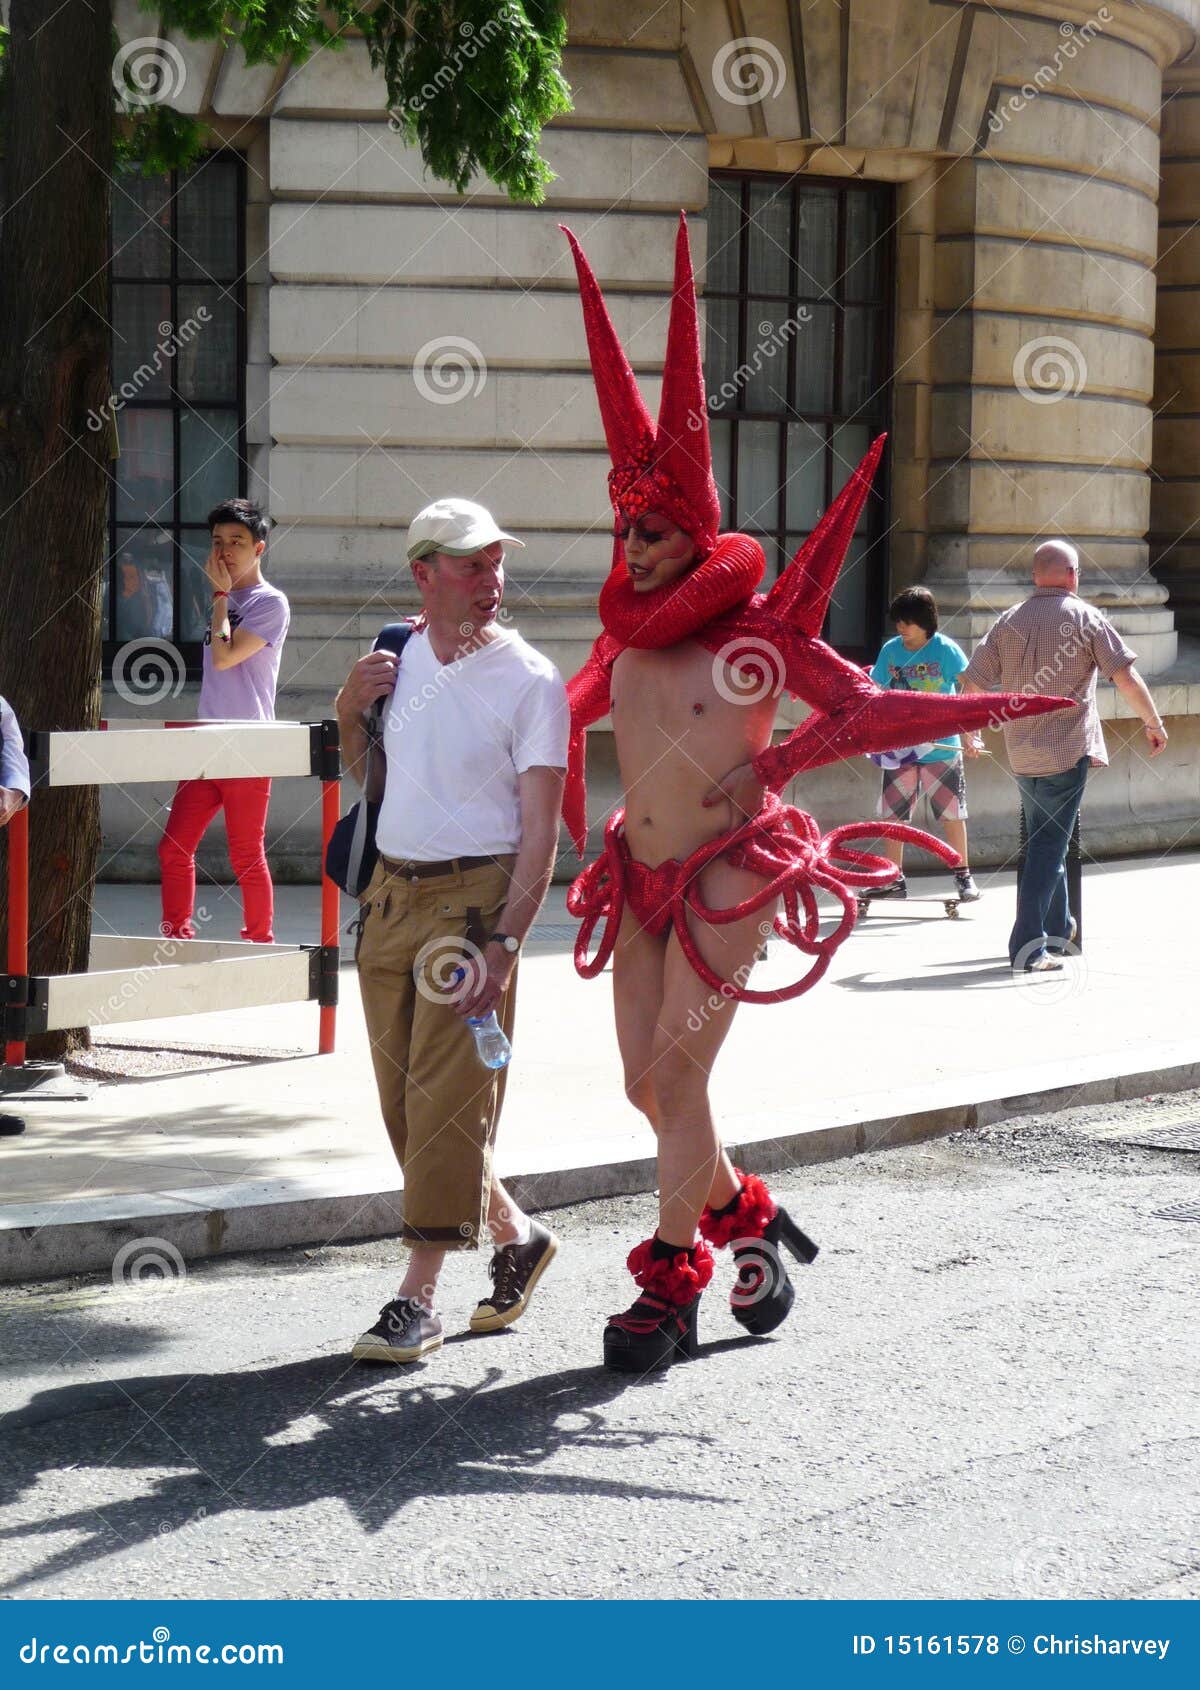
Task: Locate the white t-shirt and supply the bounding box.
[375,626,569,861]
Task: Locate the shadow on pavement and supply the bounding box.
[835,963,1015,993]
[0,1351,726,1592]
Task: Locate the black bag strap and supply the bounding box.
[372,621,416,659]
[366,621,416,733]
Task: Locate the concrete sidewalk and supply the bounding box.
[2,853,1197,1281]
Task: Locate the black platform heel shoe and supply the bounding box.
[700,1171,819,1337]
[731,1207,819,1336]
[603,1237,713,1373]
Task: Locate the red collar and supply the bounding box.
[598,534,765,649]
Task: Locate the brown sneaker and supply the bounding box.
[351,1297,443,1364]
[469,1219,558,1332]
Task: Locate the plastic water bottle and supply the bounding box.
[466,1010,512,1070]
[452,968,512,1070]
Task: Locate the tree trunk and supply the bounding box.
[0,0,113,1057]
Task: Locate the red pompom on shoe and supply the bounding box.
[698,1169,778,1250]
[626,1236,714,1303]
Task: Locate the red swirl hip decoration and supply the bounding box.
[566,795,959,1004]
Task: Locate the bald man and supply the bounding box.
[963,540,1166,972]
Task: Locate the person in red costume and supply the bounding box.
[560,214,1069,1375]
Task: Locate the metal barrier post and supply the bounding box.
[319,776,340,1055]
[4,805,29,1066]
[318,719,341,1056]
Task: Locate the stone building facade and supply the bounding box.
[103,0,1200,877]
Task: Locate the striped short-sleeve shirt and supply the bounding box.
[961,588,1135,776]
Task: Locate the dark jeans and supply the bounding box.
[1010,756,1088,967]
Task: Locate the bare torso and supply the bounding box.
[611,641,778,867]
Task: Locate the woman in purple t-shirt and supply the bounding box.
[157,500,290,942]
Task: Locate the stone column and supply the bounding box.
[923,6,1183,673]
[1151,58,1200,635]
[890,168,939,596]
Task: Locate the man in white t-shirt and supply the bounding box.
[335,498,569,1365]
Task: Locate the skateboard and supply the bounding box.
[855,894,971,921]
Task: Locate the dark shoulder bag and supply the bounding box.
[324,622,415,896]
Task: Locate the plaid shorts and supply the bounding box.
[878,757,967,823]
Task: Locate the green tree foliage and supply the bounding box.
[108,0,571,197]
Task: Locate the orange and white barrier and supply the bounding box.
[3,720,342,1069]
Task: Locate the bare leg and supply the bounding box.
[397,1244,445,1307]
[880,835,905,871]
[612,905,668,1126]
[648,859,776,1245]
[943,816,969,867]
[487,1177,527,1246]
[612,904,740,1226]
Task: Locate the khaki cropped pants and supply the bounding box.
[355,854,517,1250]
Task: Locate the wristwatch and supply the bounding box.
[489,932,520,954]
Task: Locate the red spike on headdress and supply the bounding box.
[768,435,887,636]
[560,225,655,476]
[654,213,720,556]
[562,216,722,557]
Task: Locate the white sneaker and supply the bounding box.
[1020,956,1064,975]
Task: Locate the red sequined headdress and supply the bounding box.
[561,214,721,558]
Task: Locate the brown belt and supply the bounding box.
[379,852,501,881]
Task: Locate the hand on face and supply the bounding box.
[205,546,234,595]
[619,510,696,592]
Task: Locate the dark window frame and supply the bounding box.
[703,169,895,660]
[104,150,248,683]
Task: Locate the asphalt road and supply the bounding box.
[1,1095,1197,1601]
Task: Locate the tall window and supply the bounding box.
[703,173,893,656]
[105,153,246,671]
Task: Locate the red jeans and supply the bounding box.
[159,777,274,943]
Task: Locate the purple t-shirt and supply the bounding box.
[197,581,290,721]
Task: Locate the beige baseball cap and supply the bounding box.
[406,498,524,563]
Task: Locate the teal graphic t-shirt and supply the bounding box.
[870,631,969,762]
